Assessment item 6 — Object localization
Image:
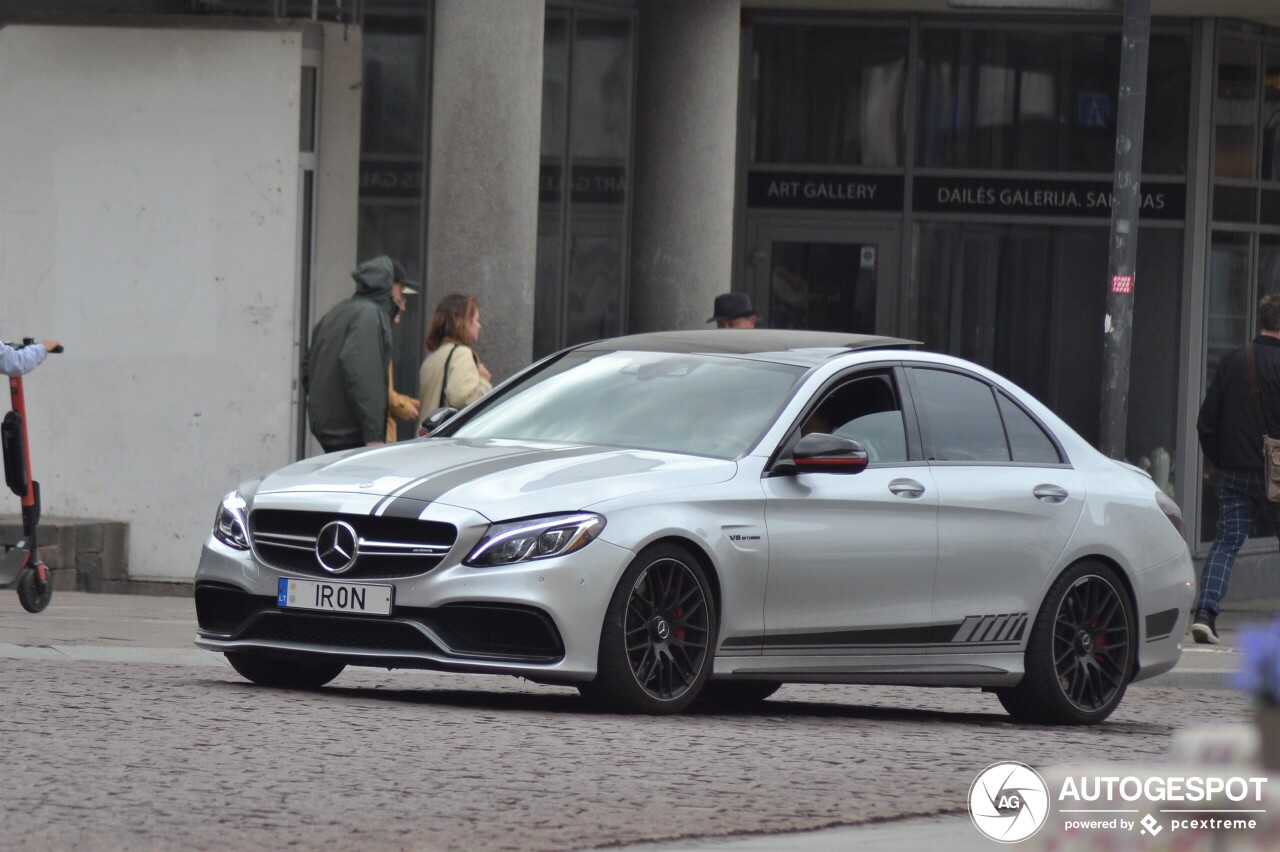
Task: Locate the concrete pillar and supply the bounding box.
[630,0,740,332]
[428,0,544,382]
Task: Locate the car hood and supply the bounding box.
[253,438,736,520]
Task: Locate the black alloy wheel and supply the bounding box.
[996,560,1135,725]
[580,543,717,714]
[1053,572,1131,712]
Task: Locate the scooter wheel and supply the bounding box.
[17,564,52,613]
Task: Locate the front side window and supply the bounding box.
[454,351,803,459]
[806,374,908,464]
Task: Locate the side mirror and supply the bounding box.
[790,433,869,474]
[418,407,459,438]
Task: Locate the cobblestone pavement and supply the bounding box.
[0,657,1252,852]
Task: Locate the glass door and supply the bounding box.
[746,221,900,335]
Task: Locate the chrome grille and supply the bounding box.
[248,509,456,579]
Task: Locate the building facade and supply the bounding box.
[4,0,1280,582]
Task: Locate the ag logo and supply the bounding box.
[968,761,1050,843]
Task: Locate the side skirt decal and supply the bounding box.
[721,613,1029,651]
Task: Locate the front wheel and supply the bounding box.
[579,542,717,714]
[227,652,345,689]
[996,560,1135,725]
[17,564,52,613]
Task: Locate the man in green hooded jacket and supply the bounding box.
[304,255,413,453]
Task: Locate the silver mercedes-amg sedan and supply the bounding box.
[195,330,1194,724]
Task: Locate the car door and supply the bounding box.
[760,369,940,651]
[906,366,1086,638]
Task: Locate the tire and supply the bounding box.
[579,542,717,714]
[227,652,345,689]
[996,560,1135,725]
[697,680,782,708]
[17,564,52,613]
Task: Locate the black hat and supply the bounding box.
[708,292,755,323]
[391,259,420,294]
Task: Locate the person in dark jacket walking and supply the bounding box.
[1193,293,1280,643]
[304,256,411,454]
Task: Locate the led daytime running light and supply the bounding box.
[466,513,603,566]
[213,492,250,550]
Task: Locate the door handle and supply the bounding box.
[889,478,926,498]
[1033,484,1069,504]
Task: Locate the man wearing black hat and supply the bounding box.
[708,293,757,329]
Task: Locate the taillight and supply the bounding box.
[1155,491,1185,537]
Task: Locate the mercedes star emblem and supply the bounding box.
[315,520,359,574]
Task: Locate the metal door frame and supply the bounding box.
[744,216,903,336]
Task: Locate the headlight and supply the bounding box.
[213,491,250,550]
[465,513,604,567]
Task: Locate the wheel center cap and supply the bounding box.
[652,617,671,641]
[1077,630,1095,654]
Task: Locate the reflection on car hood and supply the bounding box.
[255,438,736,519]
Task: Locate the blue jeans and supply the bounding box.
[1196,468,1280,614]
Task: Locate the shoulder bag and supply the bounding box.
[1246,343,1280,502]
[438,344,460,408]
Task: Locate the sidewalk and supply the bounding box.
[0,590,222,667]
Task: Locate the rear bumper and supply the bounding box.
[1130,550,1197,683]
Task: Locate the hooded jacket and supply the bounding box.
[304,257,397,448]
[1197,334,1280,470]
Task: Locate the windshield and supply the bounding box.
[453,351,804,459]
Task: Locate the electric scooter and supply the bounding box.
[0,338,63,613]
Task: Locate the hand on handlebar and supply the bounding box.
[42,340,63,354]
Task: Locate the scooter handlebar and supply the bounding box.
[6,338,63,354]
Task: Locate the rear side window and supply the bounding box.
[998,392,1062,463]
[911,368,1009,462]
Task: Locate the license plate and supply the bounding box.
[277,577,393,616]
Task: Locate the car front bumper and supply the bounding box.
[193,523,635,682]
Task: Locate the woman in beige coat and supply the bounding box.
[418,292,492,413]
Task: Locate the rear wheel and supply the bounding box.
[579,542,717,714]
[227,652,345,689]
[996,560,1135,725]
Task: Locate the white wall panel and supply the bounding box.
[0,24,304,580]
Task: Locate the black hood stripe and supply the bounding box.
[373,446,606,516]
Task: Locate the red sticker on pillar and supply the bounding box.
[1111,275,1133,294]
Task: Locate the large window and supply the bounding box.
[1200,28,1280,542]
[535,8,635,358]
[916,28,1190,173]
[914,224,1182,488]
[752,24,908,167]
[356,7,430,440]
